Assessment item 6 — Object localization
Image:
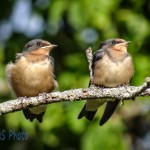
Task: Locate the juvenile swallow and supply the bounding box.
[78,38,134,125]
[6,39,58,122]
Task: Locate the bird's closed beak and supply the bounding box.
[120,41,131,44]
[41,44,57,49]
[117,41,131,47]
[123,41,131,47]
[126,41,131,44]
[51,44,57,48]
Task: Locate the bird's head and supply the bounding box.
[99,38,130,53]
[23,39,57,55]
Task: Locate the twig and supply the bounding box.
[86,47,93,80]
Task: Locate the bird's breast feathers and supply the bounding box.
[91,54,134,87]
[6,55,56,97]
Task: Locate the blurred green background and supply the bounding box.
[0,0,150,149]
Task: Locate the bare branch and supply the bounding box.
[0,78,150,115]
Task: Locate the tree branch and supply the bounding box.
[0,80,150,115]
[1,48,150,116]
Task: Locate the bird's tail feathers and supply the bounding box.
[23,109,45,123]
[78,104,97,121]
[100,100,120,126]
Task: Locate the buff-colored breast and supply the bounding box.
[91,54,134,87]
[6,55,56,97]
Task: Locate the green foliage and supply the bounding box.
[81,122,127,150]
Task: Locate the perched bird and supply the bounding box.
[6,39,58,122]
[78,38,134,126]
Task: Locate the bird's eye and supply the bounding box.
[112,41,117,45]
[37,42,41,46]
[112,41,121,45]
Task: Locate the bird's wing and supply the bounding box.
[91,49,104,77]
